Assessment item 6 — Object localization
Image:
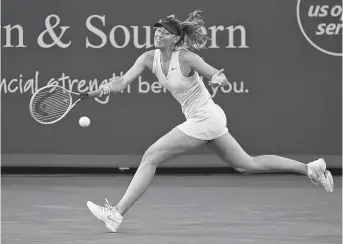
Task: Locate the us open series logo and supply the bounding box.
[297,0,342,56]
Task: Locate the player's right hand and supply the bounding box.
[98,84,111,97]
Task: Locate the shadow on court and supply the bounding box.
[1,175,342,244]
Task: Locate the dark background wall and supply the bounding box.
[1,0,341,163]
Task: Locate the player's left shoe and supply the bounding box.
[307,158,334,193]
[86,198,123,233]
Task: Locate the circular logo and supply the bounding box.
[297,0,342,56]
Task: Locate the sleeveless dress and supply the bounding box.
[152,49,228,140]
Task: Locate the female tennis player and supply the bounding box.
[86,10,334,232]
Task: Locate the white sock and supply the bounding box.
[114,210,123,221]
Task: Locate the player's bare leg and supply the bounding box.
[87,128,206,232]
[115,128,205,215]
[207,132,333,192]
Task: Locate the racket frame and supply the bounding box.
[29,85,90,124]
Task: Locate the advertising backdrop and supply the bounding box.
[1,0,342,167]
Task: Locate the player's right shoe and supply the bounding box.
[307,158,334,193]
[86,198,123,233]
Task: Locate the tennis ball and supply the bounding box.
[79,116,90,127]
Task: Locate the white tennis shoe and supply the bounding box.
[307,158,334,193]
[86,198,123,233]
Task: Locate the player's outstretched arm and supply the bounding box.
[105,51,149,94]
[182,50,228,88]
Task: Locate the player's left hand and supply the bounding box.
[208,69,228,88]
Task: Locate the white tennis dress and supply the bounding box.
[152,49,228,140]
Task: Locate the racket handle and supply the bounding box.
[80,90,101,99]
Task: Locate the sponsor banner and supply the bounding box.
[1,0,341,164]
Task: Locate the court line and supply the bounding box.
[3,212,41,216]
[124,220,204,225]
[33,205,86,210]
[152,204,200,207]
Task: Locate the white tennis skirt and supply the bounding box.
[177,99,228,141]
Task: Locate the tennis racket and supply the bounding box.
[29,85,101,124]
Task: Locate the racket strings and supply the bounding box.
[32,97,70,121]
[31,87,72,123]
[32,100,69,120]
[37,96,70,113]
[34,96,68,111]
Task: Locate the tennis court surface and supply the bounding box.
[2,174,342,244]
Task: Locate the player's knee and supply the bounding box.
[234,166,258,174]
[234,167,250,174]
[234,157,260,174]
[141,147,160,167]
